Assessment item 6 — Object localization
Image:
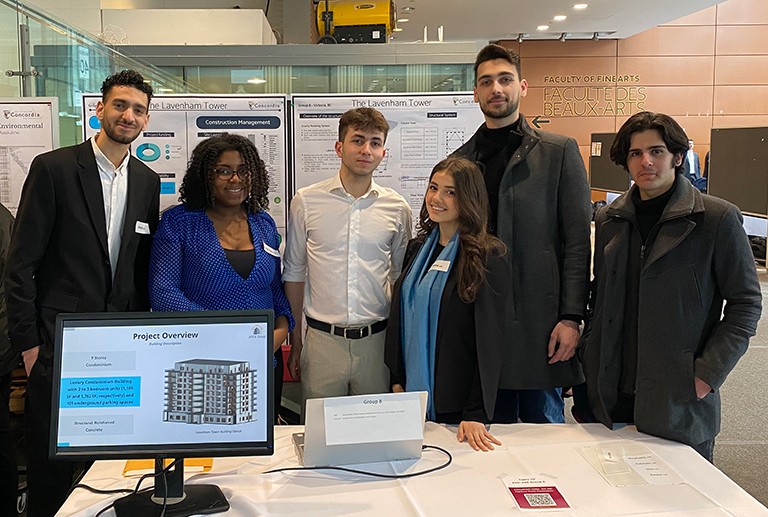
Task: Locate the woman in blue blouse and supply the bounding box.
[149,133,294,421]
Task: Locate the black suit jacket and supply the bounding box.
[5,140,160,366]
[384,238,508,422]
[683,150,702,180]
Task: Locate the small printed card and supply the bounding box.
[503,476,570,510]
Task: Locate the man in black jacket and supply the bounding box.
[6,70,160,516]
[581,112,761,460]
[453,44,591,423]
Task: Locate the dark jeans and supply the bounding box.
[25,362,75,517]
[493,388,565,423]
[0,372,17,517]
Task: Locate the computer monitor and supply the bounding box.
[50,310,274,516]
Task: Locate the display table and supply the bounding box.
[56,423,767,516]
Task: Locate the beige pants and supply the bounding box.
[300,325,389,415]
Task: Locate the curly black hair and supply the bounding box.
[101,69,153,104]
[179,133,270,213]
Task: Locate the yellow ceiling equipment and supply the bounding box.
[316,1,395,44]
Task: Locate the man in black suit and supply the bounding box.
[5,70,160,517]
[684,138,707,191]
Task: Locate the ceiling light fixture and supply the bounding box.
[393,27,403,32]
[397,18,409,23]
[553,15,567,22]
[537,25,549,31]
[574,3,588,9]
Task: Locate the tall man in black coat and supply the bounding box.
[6,70,160,516]
[581,112,761,461]
[453,44,591,423]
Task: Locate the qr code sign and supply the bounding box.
[524,492,557,507]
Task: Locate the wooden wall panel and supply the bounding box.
[714,86,768,114]
[618,26,716,57]
[715,56,768,84]
[712,115,768,127]
[494,0,768,185]
[524,85,638,126]
[518,40,617,59]
[672,116,715,146]
[662,6,718,26]
[716,25,768,55]
[534,116,616,146]
[716,0,768,24]
[578,147,591,179]
[616,56,714,86]
[640,86,714,116]
[523,57,618,87]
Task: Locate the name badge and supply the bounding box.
[263,242,280,258]
[135,221,150,234]
[429,260,450,272]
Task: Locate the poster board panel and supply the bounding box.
[0,97,59,215]
[82,94,289,229]
[291,93,485,216]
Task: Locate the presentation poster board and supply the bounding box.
[0,97,59,215]
[82,94,290,229]
[589,132,630,193]
[708,126,768,217]
[291,93,485,214]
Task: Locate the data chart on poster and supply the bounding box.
[82,95,289,229]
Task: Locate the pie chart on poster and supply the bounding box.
[136,143,161,162]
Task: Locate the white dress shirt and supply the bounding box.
[283,174,412,325]
[687,150,698,176]
[91,136,129,279]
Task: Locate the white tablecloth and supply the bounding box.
[56,423,768,516]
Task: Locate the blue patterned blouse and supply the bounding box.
[149,204,295,332]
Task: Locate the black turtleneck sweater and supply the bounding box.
[471,118,523,235]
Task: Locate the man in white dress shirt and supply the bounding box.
[283,108,412,410]
[684,138,706,191]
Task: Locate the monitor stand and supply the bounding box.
[113,458,229,517]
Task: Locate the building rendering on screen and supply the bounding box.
[163,359,256,425]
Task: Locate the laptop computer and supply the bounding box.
[294,391,428,467]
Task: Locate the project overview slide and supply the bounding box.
[55,321,271,449]
[81,94,289,228]
[291,93,485,214]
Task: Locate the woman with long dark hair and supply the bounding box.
[149,133,294,421]
[385,156,507,451]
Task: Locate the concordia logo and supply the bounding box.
[3,109,40,119]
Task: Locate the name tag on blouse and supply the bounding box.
[263,242,280,258]
[429,260,451,272]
